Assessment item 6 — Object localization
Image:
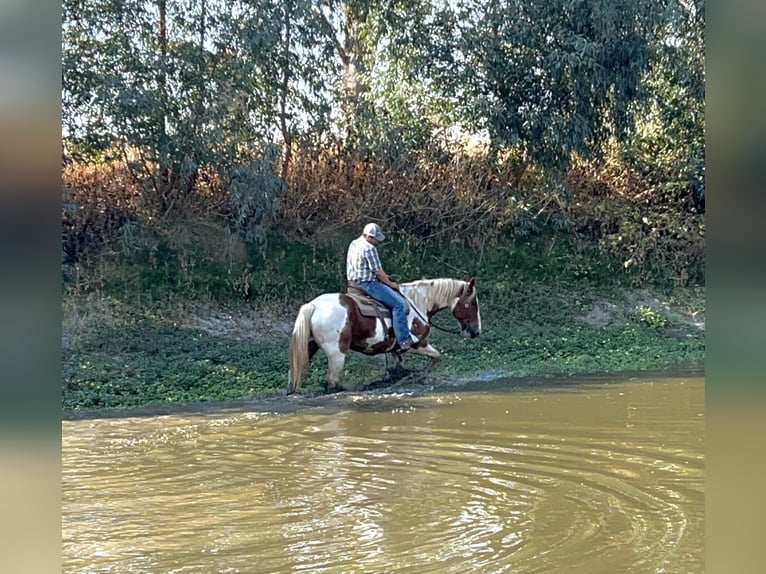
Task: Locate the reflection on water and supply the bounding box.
[62,376,704,573]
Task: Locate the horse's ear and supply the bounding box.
[468,277,475,290]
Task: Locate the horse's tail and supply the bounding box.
[287,303,315,394]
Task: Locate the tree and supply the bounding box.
[62,0,286,231]
[626,0,705,212]
[407,0,664,177]
[62,0,704,242]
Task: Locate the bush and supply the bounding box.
[62,140,704,297]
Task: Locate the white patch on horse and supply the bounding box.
[372,319,391,346]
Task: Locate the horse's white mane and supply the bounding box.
[399,278,467,314]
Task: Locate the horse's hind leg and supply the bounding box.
[308,340,319,360]
[324,346,348,393]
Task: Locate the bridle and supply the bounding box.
[399,291,466,336]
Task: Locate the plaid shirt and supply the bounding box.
[346,236,382,282]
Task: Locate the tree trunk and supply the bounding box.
[280,0,293,180]
[157,0,171,209]
[312,2,372,139]
[340,3,370,135]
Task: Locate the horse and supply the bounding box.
[287,277,481,394]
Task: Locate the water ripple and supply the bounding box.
[63,378,704,574]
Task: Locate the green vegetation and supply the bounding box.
[63,321,286,410]
[62,237,704,413]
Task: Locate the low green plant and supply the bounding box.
[634,305,668,329]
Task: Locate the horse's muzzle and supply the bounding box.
[464,326,480,338]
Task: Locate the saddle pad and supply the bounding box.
[345,293,392,318]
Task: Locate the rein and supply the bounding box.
[427,318,463,335]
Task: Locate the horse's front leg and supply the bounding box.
[385,350,409,379]
[409,342,441,372]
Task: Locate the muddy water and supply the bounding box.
[62,375,704,573]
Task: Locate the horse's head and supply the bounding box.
[450,277,481,338]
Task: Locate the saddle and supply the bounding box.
[346,286,392,318]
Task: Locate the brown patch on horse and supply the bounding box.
[451,298,470,324]
[339,294,392,354]
[411,317,430,346]
[366,339,394,354]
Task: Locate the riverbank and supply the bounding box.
[61,280,704,413]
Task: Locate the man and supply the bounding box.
[346,223,418,351]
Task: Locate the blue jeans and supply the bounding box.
[353,280,411,343]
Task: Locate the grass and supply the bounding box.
[61,235,705,413]
[63,321,289,410]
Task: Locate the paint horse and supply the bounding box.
[287,277,481,394]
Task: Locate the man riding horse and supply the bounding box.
[346,223,419,352]
[286,222,481,394]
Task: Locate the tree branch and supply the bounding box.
[310,2,349,65]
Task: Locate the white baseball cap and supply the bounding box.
[363,222,385,241]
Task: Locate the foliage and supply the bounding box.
[635,305,668,329]
[62,0,704,291]
[62,251,705,411]
[623,0,705,213]
[227,145,285,242]
[62,0,704,172]
[406,0,664,171]
[62,320,290,410]
[63,130,704,292]
[62,0,290,231]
